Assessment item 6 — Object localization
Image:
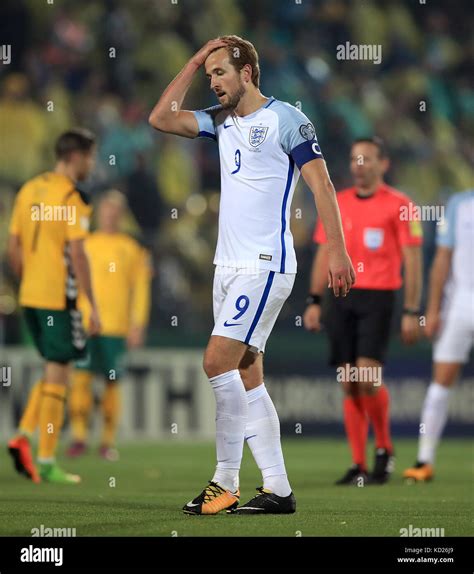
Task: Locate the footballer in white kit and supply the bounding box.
[150,35,355,515]
[404,190,474,482]
[194,96,322,352]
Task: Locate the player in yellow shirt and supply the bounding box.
[7,128,101,485]
[67,190,151,460]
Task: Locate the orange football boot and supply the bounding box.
[403,462,434,482]
[183,481,239,515]
[8,436,41,483]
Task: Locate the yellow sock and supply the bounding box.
[69,370,93,443]
[18,379,43,436]
[101,383,121,447]
[38,382,67,461]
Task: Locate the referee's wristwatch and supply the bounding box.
[403,307,420,317]
[306,294,322,306]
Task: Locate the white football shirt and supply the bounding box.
[193,97,323,274]
[436,189,474,292]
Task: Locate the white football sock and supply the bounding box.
[210,369,248,493]
[417,382,452,465]
[245,383,292,497]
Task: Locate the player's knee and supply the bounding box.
[203,351,222,379]
[433,363,461,387]
[361,380,380,395]
[342,380,359,397]
[239,370,260,391]
[436,379,456,389]
[355,360,383,390]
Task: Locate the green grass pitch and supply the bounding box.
[0,438,471,537]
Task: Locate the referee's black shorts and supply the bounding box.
[321,288,396,366]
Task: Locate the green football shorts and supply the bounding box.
[75,335,126,381]
[23,306,87,364]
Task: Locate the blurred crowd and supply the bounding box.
[1,0,472,344]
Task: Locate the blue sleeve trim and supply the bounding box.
[436,193,460,248]
[198,130,217,141]
[193,109,217,140]
[291,140,323,169]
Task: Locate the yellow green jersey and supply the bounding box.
[78,231,151,337]
[9,172,91,310]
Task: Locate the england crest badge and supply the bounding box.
[249,126,269,147]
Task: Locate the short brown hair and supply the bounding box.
[352,136,388,159]
[55,128,96,160]
[217,35,260,88]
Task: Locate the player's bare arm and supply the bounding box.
[303,243,329,332]
[424,246,453,339]
[69,238,101,335]
[127,325,145,349]
[401,245,423,345]
[301,159,355,297]
[148,38,228,137]
[7,233,22,278]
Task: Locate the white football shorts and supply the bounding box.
[212,266,295,353]
[433,289,474,363]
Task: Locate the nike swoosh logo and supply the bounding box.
[246,435,257,440]
[186,502,199,507]
[223,320,242,327]
[223,123,233,129]
[239,507,265,511]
